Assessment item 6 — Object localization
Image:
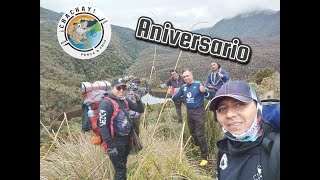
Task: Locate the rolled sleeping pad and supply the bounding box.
[82,81,111,94]
[82,82,93,95]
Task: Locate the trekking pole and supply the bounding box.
[205,98,213,110]
[151,87,170,139]
[174,21,208,71]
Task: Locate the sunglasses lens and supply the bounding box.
[117,86,126,91]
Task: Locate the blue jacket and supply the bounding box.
[172,81,211,109]
[205,68,230,91]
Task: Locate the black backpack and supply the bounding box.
[261,120,280,180]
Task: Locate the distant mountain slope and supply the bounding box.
[127,10,280,85]
[40,7,150,121]
[195,10,279,40]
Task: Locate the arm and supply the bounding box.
[220,69,230,82]
[172,86,183,101]
[205,73,212,87]
[200,83,212,99]
[97,99,114,145]
[127,97,145,113]
[160,79,171,88]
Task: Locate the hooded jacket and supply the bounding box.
[216,119,279,180]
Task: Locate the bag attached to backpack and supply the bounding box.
[82,89,108,144]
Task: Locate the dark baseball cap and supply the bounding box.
[111,78,126,87]
[209,81,259,111]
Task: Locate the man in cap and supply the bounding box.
[209,81,279,180]
[205,62,230,96]
[172,69,213,166]
[98,78,144,180]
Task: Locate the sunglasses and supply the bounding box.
[116,85,127,91]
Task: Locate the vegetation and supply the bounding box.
[40,102,222,179]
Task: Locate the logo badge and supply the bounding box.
[57,6,111,59]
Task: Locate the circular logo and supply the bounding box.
[57,6,111,59]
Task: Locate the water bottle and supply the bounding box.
[88,106,95,117]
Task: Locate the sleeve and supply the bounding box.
[205,73,211,87]
[203,91,213,99]
[221,70,230,82]
[172,87,180,96]
[172,86,183,101]
[127,98,145,113]
[97,99,115,145]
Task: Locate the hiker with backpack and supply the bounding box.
[209,81,280,180]
[205,62,230,97]
[172,69,213,166]
[159,69,186,123]
[97,78,144,180]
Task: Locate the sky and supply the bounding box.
[40,0,280,31]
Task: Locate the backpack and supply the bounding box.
[260,98,280,179]
[81,90,129,149]
[261,99,280,128]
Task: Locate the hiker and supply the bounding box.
[209,81,280,180]
[205,62,230,96]
[140,78,150,96]
[172,69,212,166]
[128,78,143,137]
[98,78,144,180]
[159,69,186,123]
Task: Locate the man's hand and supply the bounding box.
[207,85,214,89]
[218,72,224,78]
[167,87,172,95]
[199,84,206,93]
[134,92,140,101]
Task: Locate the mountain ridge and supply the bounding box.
[40,7,279,122]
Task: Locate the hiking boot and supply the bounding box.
[199,159,208,166]
[194,146,201,152]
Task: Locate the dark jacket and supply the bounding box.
[160,75,185,88]
[97,91,144,144]
[216,119,280,180]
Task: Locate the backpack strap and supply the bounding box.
[261,131,280,180]
[104,96,120,139]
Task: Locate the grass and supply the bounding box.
[40,101,221,179]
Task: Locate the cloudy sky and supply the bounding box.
[40,0,279,31]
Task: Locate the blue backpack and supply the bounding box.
[261,99,280,128]
[261,99,280,180]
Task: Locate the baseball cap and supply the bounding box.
[209,81,259,111]
[111,78,126,87]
